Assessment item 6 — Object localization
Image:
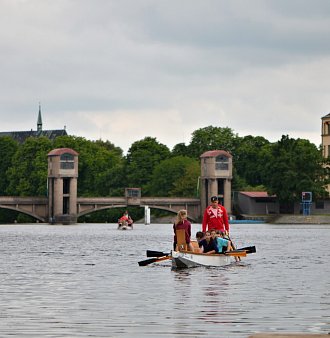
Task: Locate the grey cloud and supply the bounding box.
[0,0,328,151]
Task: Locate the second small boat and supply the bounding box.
[117,219,133,230]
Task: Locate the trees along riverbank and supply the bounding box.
[0,126,328,223]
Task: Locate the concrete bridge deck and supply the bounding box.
[0,196,201,223]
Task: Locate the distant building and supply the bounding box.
[321,113,330,194]
[321,113,330,156]
[234,191,279,216]
[0,104,67,143]
[234,115,330,217]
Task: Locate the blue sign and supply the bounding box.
[301,192,312,202]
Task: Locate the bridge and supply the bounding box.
[0,147,233,224]
[0,196,201,223]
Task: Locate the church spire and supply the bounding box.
[37,103,42,132]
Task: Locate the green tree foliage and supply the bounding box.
[148,156,200,197]
[171,143,190,157]
[171,160,200,197]
[188,126,238,158]
[125,137,170,195]
[260,135,326,201]
[94,139,123,157]
[6,137,52,196]
[0,137,18,195]
[234,135,270,186]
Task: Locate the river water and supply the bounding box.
[0,222,329,338]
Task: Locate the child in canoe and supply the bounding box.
[173,209,194,252]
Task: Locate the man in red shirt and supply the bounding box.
[202,196,229,234]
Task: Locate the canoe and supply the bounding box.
[139,246,256,268]
[171,250,242,269]
[117,220,133,230]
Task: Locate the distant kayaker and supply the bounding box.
[119,210,133,224]
[202,196,229,235]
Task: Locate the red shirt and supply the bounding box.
[202,204,229,233]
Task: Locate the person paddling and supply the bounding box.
[119,210,133,225]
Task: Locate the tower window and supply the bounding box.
[324,122,330,135]
[215,155,229,170]
[60,153,74,169]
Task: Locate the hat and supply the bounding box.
[210,196,218,202]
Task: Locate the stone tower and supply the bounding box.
[200,150,233,214]
[47,148,79,224]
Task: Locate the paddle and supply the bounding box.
[225,234,237,249]
[223,234,242,261]
[146,250,170,258]
[224,250,247,257]
[237,245,256,254]
[138,255,171,266]
[146,246,255,258]
[177,249,247,257]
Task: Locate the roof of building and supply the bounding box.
[0,129,67,143]
[48,148,78,156]
[321,113,330,119]
[240,191,276,198]
[200,150,232,158]
[0,104,68,143]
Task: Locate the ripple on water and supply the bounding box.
[0,222,329,337]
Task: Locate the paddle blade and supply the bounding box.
[146,250,169,257]
[138,258,158,266]
[237,246,256,254]
[138,256,171,266]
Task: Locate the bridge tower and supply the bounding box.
[200,150,233,214]
[47,148,79,224]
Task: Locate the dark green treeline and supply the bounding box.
[0,126,328,223]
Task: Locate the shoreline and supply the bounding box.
[138,214,330,225]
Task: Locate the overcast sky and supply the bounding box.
[1,0,329,153]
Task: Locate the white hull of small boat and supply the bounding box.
[117,220,133,230]
[171,250,235,269]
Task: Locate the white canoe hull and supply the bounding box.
[117,220,133,230]
[171,250,235,269]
